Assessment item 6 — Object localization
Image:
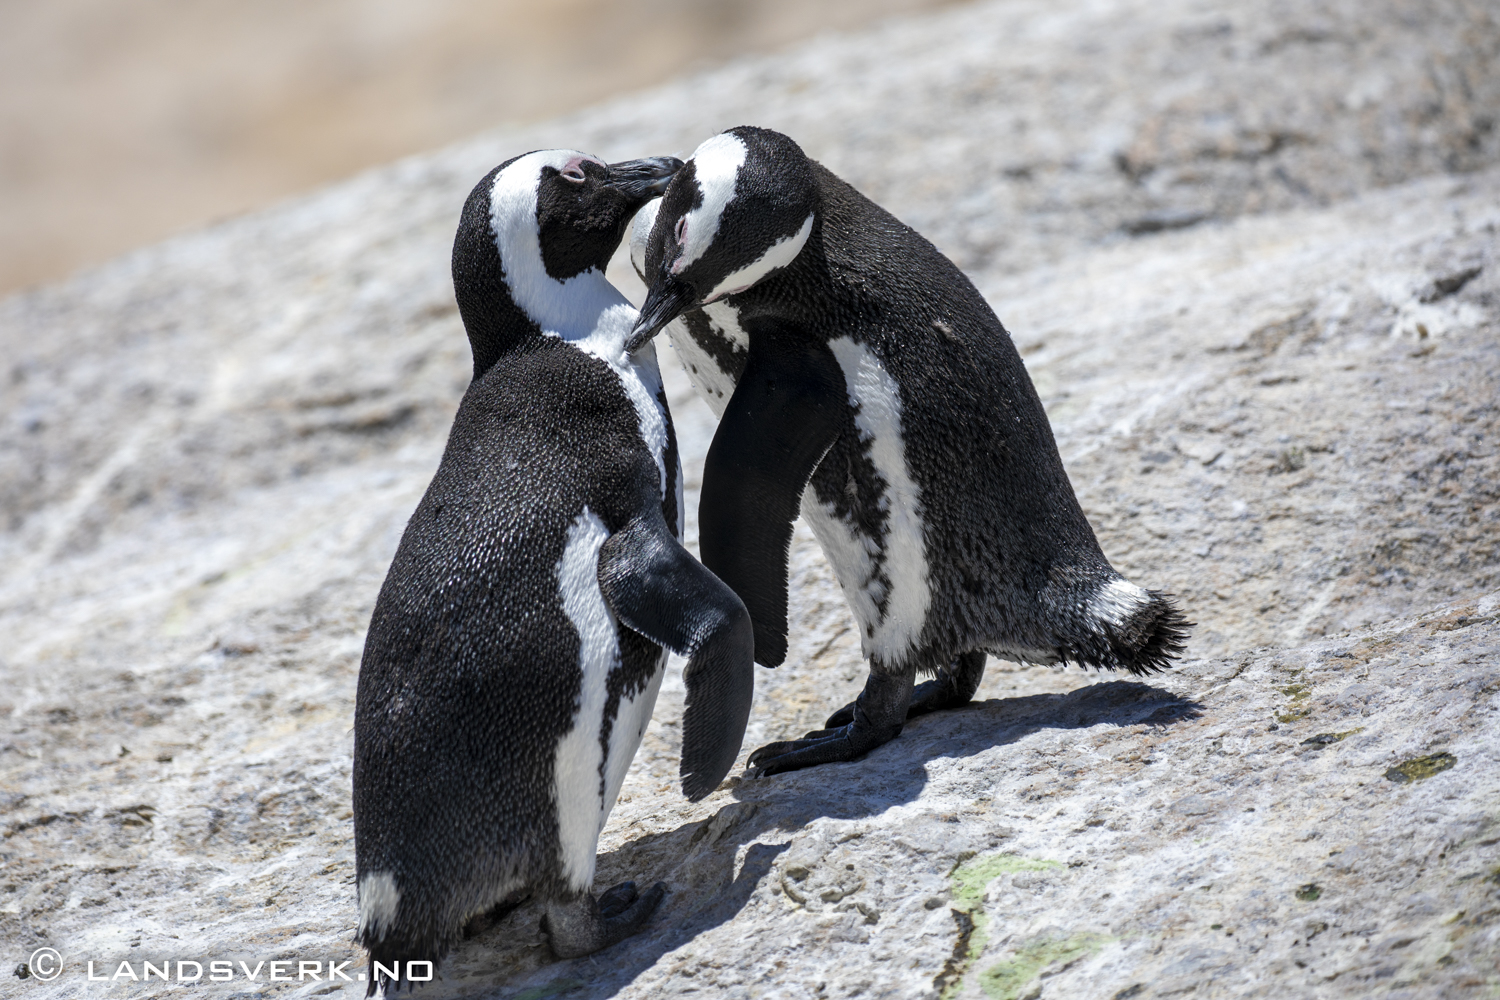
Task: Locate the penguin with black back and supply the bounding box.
[353,149,756,992]
[627,126,1190,777]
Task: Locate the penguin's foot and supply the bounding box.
[824,650,986,728]
[749,667,912,776]
[597,880,639,918]
[462,890,531,939]
[542,881,666,959]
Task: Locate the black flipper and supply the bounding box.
[699,318,847,667]
[597,518,756,801]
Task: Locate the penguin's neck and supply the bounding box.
[715,221,829,336]
[508,253,634,346]
[492,202,635,361]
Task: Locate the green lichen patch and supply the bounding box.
[1275,680,1316,723]
[977,933,1111,1000]
[951,853,1062,906]
[1385,751,1457,783]
[936,854,1065,999]
[1300,728,1363,749]
[1295,883,1322,901]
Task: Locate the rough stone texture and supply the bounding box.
[2,0,1498,997]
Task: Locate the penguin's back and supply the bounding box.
[781,164,1117,667]
[353,337,671,932]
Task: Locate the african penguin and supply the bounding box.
[627,126,1190,776]
[353,150,755,991]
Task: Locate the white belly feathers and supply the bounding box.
[668,306,935,666]
[663,301,748,419]
[803,337,931,665]
[552,508,666,893]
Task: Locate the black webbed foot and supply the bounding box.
[824,651,986,728]
[542,881,666,959]
[750,667,913,776]
[747,724,873,773]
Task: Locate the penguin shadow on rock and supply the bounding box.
[452,678,1199,998]
[725,677,1203,826]
[352,149,759,994]
[453,814,789,998]
[627,125,1193,779]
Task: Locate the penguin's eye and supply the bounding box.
[560,167,587,184]
[675,217,688,245]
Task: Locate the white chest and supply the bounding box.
[663,300,750,420]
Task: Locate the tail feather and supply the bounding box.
[1058,582,1193,675]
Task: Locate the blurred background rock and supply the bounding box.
[0,0,957,297]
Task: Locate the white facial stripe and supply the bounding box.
[673,132,749,273]
[488,150,626,340]
[1090,578,1150,627]
[490,154,671,499]
[598,653,666,834]
[629,197,661,281]
[826,338,932,661]
[704,213,813,302]
[357,871,401,939]
[553,508,618,892]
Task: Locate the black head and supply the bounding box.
[629,127,818,349]
[452,150,682,378]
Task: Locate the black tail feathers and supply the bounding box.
[1056,586,1193,675]
[1110,589,1193,675]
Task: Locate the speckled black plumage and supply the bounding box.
[633,127,1189,774]
[353,152,752,990]
[355,340,667,973]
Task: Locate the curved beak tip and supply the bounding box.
[607,156,685,199]
[629,279,697,352]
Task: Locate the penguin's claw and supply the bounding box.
[747,723,893,776]
[544,881,667,959]
[599,880,666,943]
[752,666,911,775]
[746,734,826,766]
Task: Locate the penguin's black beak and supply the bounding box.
[606,157,684,204]
[627,277,698,352]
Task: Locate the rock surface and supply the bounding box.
[2,0,1498,997]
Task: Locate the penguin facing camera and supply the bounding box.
[353,149,755,992]
[628,126,1190,777]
